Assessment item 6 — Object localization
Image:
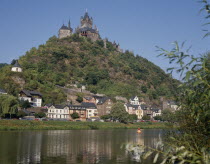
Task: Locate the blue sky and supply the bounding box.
[0,0,209,79]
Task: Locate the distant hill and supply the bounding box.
[0,34,179,104]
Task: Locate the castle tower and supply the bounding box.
[58,20,73,39]
[80,12,93,28]
[76,11,99,41]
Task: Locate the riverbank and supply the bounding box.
[0,120,169,130]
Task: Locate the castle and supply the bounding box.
[58,11,99,41]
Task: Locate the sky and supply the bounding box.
[0,0,209,80]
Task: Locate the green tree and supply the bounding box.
[142,115,150,120]
[19,100,31,109]
[128,114,138,122]
[34,112,46,118]
[110,102,129,123]
[17,110,27,118]
[70,112,80,119]
[0,95,19,116]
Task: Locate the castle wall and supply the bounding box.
[58,29,71,39]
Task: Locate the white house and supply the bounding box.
[151,108,162,117]
[19,90,42,107]
[47,105,70,119]
[81,102,98,118]
[129,96,140,105]
[11,60,22,72]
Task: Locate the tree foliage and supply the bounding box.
[110,102,129,123]
[70,112,80,119]
[0,95,19,115]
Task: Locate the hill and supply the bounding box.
[0,34,179,104]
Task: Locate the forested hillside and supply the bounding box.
[0,34,179,104]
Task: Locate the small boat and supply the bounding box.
[137,128,141,134]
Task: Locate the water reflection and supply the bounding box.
[0,129,163,164]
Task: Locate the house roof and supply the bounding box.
[125,103,140,110]
[83,96,93,101]
[60,24,69,30]
[97,97,109,105]
[21,90,42,97]
[130,96,138,101]
[140,104,148,110]
[81,102,97,109]
[0,88,6,93]
[69,105,86,110]
[13,60,21,68]
[168,101,177,105]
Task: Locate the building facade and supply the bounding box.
[58,20,73,39]
[11,60,22,72]
[47,105,70,119]
[19,90,42,107]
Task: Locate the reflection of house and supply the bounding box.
[11,60,22,72]
[124,104,143,119]
[69,104,87,120]
[0,88,7,94]
[19,90,42,107]
[81,102,98,118]
[96,97,113,116]
[47,105,70,119]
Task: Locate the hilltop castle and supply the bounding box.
[58,11,99,41]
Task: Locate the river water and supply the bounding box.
[0,129,163,164]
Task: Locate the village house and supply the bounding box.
[11,60,22,72]
[19,90,42,107]
[96,97,113,116]
[69,104,87,120]
[129,96,140,105]
[83,96,96,104]
[141,104,153,118]
[124,104,143,119]
[47,105,70,119]
[0,88,7,95]
[81,102,98,118]
[151,108,162,117]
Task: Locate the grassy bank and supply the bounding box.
[0,120,168,130]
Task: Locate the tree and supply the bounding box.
[100,114,111,120]
[110,102,129,123]
[128,114,138,122]
[19,100,31,109]
[70,112,80,119]
[142,115,150,120]
[0,95,19,116]
[141,85,147,93]
[17,110,27,118]
[34,112,46,118]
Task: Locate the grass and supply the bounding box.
[0,120,168,130]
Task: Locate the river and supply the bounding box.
[0,129,163,164]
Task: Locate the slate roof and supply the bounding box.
[81,102,97,109]
[21,90,42,97]
[69,105,86,110]
[82,12,92,20]
[130,96,137,101]
[77,27,97,33]
[0,88,6,93]
[84,96,93,100]
[60,24,72,31]
[13,60,21,68]
[97,97,109,105]
[140,104,148,110]
[125,103,140,110]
